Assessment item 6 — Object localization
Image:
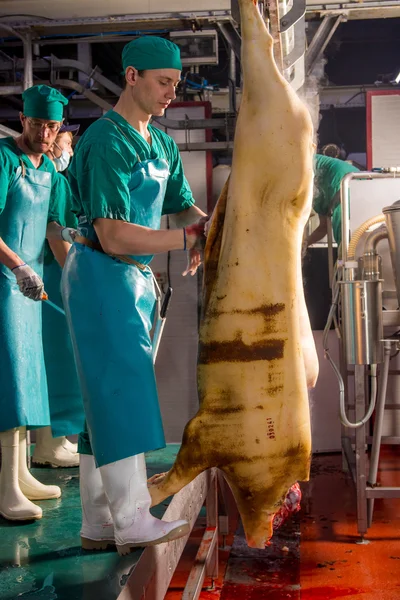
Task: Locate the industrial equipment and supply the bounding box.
[323,169,400,538]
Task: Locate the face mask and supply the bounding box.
[53,150,71,172]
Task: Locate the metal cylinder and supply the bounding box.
[383,201,400,306]
[340,279,384,365]
[358,252,382,281]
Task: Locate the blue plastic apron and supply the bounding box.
[0,157,51,432]
[42,259,85,437]
[62,120,170,467]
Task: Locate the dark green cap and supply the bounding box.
[122,36,182,72]
[22,85,68,121]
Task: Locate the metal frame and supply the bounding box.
[0,11,234,34]
[305,14,344,76]
[182,470,219,599]
[117,468,219,600]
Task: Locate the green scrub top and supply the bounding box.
[0,137,64,224]
[68,110,195,223]
[44,173,77,265]
[313,154,359,217]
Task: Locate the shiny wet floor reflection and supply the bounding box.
[0,445,180,600]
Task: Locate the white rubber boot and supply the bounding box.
[100,454,190,556]
[80,454,115,551]
[0,429,42,521]
[18,427,62,500]
[64,438,78,454]
[32,426,79,468]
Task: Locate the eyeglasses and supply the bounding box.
[24,117,61,132]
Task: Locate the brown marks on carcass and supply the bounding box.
[202,178,229,313]
[198,335,285,364]
[272,441,312,483]
[205,404,246,415]
[282,442,308,459]
[266,385,284,397]
[264,369,285,397]
[245,303,286,335]
[207,303,286,336]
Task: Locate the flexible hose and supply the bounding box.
[347,214,385,260]
[340,364,378,429]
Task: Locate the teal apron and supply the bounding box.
[61,120,169,467]
[43,259,85,437]
[0,158,51,432]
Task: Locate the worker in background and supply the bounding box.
[32,125,84,468]
[0,85,74,521]
[47,123,79,173]
[304,154,360,248]
[62,36,207,554]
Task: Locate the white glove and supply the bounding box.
[12,263,44,301]
[61,227,77,244]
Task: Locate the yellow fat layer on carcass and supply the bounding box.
[149,0,318,549]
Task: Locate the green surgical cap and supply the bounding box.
[22,85,68,121]
[122,36,182,72]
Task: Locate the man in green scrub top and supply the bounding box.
[0,85,74,521]
[63,36,208,554]
[305,154,360,248]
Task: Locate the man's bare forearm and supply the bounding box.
[168,205,207,228]
[48,238,71,268]
[0,237,24,270]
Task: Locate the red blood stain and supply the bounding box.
[301,587,363,599]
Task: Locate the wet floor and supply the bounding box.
[2,447,400,599]
[167,450,400,600]
[0,445,180,600]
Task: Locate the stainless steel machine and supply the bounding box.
[323,169,400,539]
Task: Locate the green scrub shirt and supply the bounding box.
[313,154,359,216]
[68,110,195,223]
[0,137,65,225]
[313,154,360,244]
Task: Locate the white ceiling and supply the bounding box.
[0,0,399,22]
[0,0,231,20]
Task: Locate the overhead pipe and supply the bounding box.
[176,141,234,152]
[23,31,33,89]
[153,116,235,130]
[54,79,113,112]
[51,57,122,97]
[0,11,233,32]
[305,15,344,76]
[228,49,237,114]
[0,123,19,138]
[0,24,33,90]
[0,85,23,95]
[0,55,123,97]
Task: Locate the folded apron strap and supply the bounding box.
[75,235,147,271]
